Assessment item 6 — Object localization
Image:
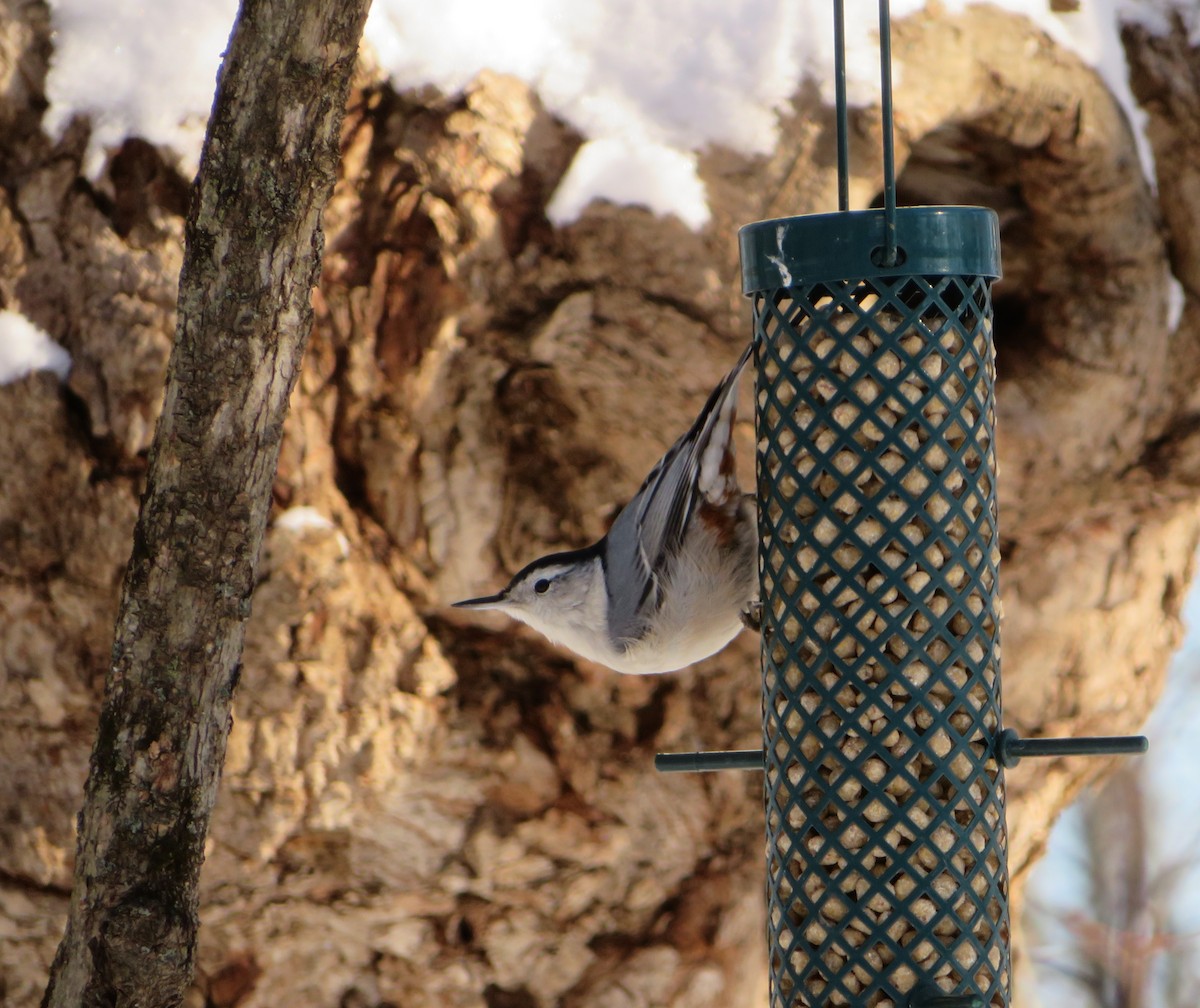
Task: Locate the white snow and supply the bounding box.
[1014,0,1158,181]
[43,0,1198,226]
[546,135,710,229]
[45,0,235,177]
[275,506,337,534]
[1127,0,1200,44]
[364,0,806,153]
[0,310,72,385]
[1168,276,1186,334]
[274,506,350,557]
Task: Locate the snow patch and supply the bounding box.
[276,506,336,533]
[45,0,236,176]
[42,0,1199,220]
[363,0,807,229]
[1167,275,1186,334]
[1047,0,1159,183]
[546,136,709,230]
[274,506,350,557]
[0,311,72,385]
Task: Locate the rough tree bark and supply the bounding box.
[39,1,371,1005]
[0,5,1196,1008]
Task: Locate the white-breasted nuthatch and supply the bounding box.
[453,343,758,674]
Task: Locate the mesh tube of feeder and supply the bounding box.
[742,207,1009,1008]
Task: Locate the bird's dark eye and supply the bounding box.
[534,578,551,594]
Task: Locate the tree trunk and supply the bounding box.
[39,1,370,1005]
[0,5,1196,1008]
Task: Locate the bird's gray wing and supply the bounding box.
[604,342,753,644]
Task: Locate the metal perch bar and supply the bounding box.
[911,992,985,1008]
[654,749,763,773]
[656,729,1149,775]
[995,729,1148,768]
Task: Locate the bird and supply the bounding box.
[453,343,758,674]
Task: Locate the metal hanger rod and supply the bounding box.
[834,0,850,212]
[878,0,898,265]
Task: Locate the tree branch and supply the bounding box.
[41,1,371,1005]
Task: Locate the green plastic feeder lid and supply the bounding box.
[740,206,1001,294]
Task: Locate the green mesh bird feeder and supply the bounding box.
[657,2,1147,1006]
[747,201,1008,1008]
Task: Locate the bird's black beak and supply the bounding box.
[452,592,507,610]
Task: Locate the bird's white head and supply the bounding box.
[452,546,609,656]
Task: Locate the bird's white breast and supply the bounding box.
[613,514,757,674]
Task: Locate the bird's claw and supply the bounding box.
[741,601,763,633]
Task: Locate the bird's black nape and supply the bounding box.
[508,540,606,584]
